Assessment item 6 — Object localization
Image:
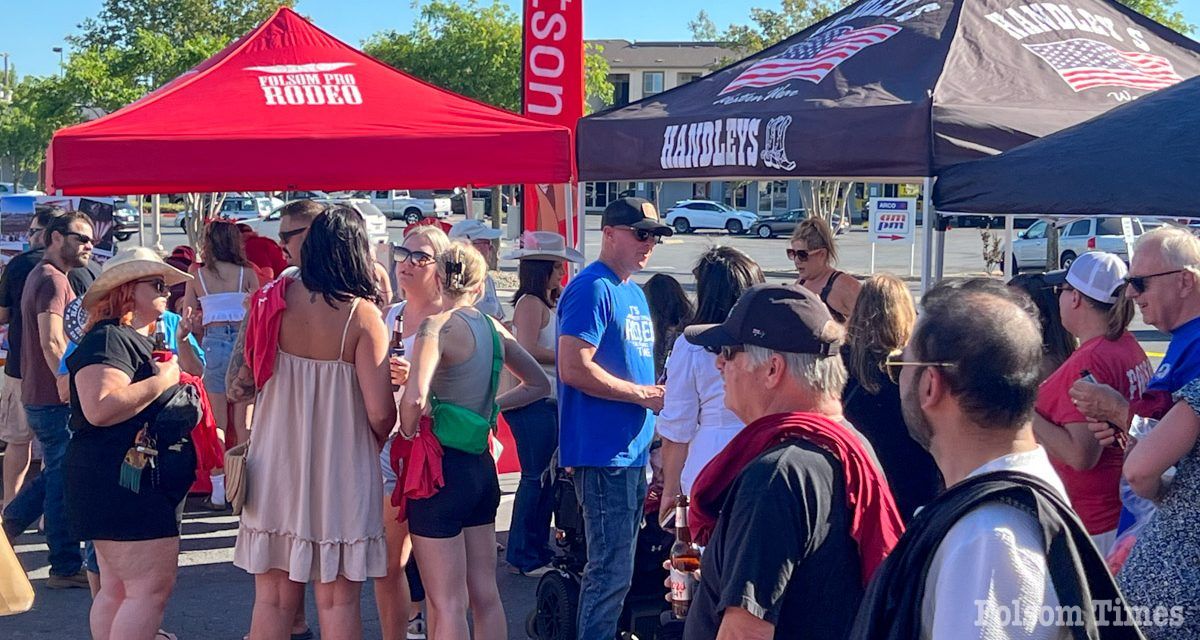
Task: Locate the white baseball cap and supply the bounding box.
[449,219,503,241]
[1045,251,1128,303]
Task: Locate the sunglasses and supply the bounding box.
[613,226,663,244]
[65,231,95,245]
[394,246,436,267]
[787,247,823,261]
[884,350,956,384]
[135,278,169,295]
[28,227,44,236]
[1124,269,1184,294]
[1052,283,1075,297]
[704,344,744,360]
[278,226,309,243]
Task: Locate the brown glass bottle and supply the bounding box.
[390,314,405,391]
[669,494,701,619]
[152,321,169,354]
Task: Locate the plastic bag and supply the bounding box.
[1106,478,1155,574]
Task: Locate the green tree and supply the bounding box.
[688,10,719,41]
[1118,0,1192,33]
[364,0,612,113]
[71,0,293,51]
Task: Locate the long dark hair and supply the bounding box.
[300,206,382,307]
[512,259,560,309]
[202,219,251,271]
[642,274,694,377]
[691,246,765,325]
[1008,273,1076,374]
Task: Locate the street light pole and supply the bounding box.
[52,47,63,77]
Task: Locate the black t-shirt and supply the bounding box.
[842,372,943,522]
[0,249,102,378]
[66,321,165,449]
[682,437,870,640]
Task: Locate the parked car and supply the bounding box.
[751,208,809,238]
[345,190,451,224]
[177,195,278,227]
[113,202,140,241]
[1011,217,1144,271]
[664,200,759,234]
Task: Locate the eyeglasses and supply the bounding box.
[884,350,956,384]
[28,227,44,236]
[278,226,309,243]
[1125,269,1185,294]
[704,344,744,360]
[134,278,169,295]
[787,247,823,261]
[613,226,663,244]
[64,231,95,245]
[394,246,436,267]
[1052,283,1075,297]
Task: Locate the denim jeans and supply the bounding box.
[573,465,647,640]
[503,398,557,572]
[1,404,81,576]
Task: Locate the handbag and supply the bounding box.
[0,519,34,616]
[224,441,249,515]
[431,315,503,455]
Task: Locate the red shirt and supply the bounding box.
[1035,332,1153,534]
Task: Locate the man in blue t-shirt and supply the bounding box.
[1071,227,1200,428]
[557,196,671,639]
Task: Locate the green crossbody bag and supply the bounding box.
[430,314,503,454]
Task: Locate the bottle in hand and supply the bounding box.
[152,321,169,355]
[390,315,405,392]
[669,494,701,619]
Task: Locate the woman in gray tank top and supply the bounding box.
[396,242,550,640]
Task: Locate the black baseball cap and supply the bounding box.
[601,197,673,236]
[684,283,842,356]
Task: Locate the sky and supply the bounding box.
[6,0,1200,79]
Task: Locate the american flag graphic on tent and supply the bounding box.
[719,24,902,95]
[1025,38,1184,92]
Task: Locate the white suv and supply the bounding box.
[1012,217,1143,271]
[663,200,759,235]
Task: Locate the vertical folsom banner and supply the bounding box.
[522,0,584,237]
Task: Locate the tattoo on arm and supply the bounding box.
[225,318,257,403]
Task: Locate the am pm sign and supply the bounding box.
[869,197,917,245]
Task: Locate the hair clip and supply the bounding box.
[444,260,464,289]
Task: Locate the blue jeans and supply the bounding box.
[573,465,647,640]
[2,404,81,576]
[503,398,557,572]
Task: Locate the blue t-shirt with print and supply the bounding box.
[557,260,656,468]
[1149,315,1200,395]
[57,311,205,375]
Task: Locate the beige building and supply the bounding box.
[588,39,736,110]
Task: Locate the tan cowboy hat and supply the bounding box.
[500,231,584,263]
[82,247,192,308]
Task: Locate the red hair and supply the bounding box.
[85,282,139,331]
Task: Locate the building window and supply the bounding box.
[609,73,630,106]
[678,72,702,85]
[643,71,665,97]
[585,182,619,209]
[724,181,749,209]
[757,180,788,215]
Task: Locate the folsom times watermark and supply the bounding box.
[975,599,1190,629]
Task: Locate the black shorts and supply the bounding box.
[408,448,501,539]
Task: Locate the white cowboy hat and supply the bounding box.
[448,219,504,241]
[82,247,192,308]
[500,231,584,263]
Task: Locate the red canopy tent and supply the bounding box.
[46,7,573,195]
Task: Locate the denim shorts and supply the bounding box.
[201,324,239,395]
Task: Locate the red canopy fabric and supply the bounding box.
[47,7,573,195]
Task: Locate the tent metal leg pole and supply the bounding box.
[565,182,577,276]
[152,194,163,254]
[576,182,586,266]
[934,228,945,281]
[138,195,146,248]
[1004,215,1015,278]
[921,177,933,294]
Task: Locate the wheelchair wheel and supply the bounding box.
[528,570,580,639]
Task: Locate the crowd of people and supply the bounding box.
[1,196,1198,640]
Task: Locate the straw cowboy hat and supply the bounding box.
[83,247,192,308]
[500,231,584,263]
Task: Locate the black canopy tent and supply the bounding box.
[576,0,1200,289]
[934,76,1200,217]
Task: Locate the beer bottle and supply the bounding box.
[152,321,169,355]
[669,494,701,619]
[390,313,405,392]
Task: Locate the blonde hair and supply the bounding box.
[438,241,488,300]
[403,224,452,256]
[847,274,917,394]
[790,217,839,264]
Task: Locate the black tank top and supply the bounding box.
[801,270,847,323]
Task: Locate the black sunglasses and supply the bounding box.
[278,226,309,243]
[65,231,95,245]
[134,278,169,295]
[704,344,744,360]
[1125,269,1185,294]
[613,225,663,243]
[393,246,436,267]
[1052,283,1075,296]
